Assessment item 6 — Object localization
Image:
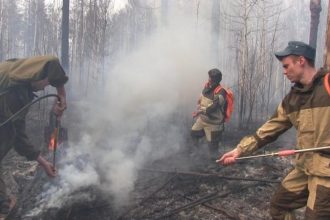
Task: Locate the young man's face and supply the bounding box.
[281,55,304,83]
[208,76,212,84]
[31,78,49,91]
[208,76,220,85]
[208,76,217,86]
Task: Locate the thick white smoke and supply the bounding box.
[27,1,219,215]
[73,22,214,207]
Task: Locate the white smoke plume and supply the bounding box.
[73,23,214,207]
[27,1,219,215]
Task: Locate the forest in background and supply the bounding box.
[0,0,328,128]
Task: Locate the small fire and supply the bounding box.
[48,128,59,151]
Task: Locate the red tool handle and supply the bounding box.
[278,150,296,157]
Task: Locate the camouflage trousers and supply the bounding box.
[270,167,330,220]
[190,117,224,158]
[191,117,223,143]
[0,124,15,214]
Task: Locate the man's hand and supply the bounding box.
[192,111,199,118]
[192,109,203,118]
[37,155,57,177]
[217,148,241,165]
[53,85,67,117]
[53,96,67,116]
[192,104,204,118]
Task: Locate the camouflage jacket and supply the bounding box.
[0,56,67,161]
[199,85,226,125]
[237,68,330,177]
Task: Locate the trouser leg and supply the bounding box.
[305,176,330,220]
[0,127,12,215]
[206,129,222,159]
[191,118,206,153]
[190,130,205,151]
[0,169,10,215]
[270,168,308,220]
[0,168,7,199]
[207,141,219,160]
[190,129,205,142]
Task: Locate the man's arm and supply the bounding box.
[204,90,226,115]
[218,102,292,165]
[13,119,56,177]
[36,155,56,177]
[53,85,67,117]
[192,95,203,118]
[13,119,40,161]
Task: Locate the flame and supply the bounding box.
[48,128,58,151]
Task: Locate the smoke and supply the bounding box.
[27,1,218,215]
[79,20,214,207]
[24,143,100,217]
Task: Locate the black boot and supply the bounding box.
[189,137,200,157]
[208,142,219,161]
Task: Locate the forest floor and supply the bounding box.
[2,119,306,220]
[0,101,306,220]
[111,128,303,220]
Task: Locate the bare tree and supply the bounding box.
[70,0,84,87]
[324,0,330,68]
[1,0,21,59]
[61,0,70,72]
[226,0,284,128]
[21,0,59,57]
[309,0,322,48]
[0,0,3,60]
[229,0,258,128]
[211,0,220,66]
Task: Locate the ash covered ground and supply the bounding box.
[1,116,305,220]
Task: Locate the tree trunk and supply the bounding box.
[309,0,321,49]
[211,0,220,66]
[0,0,3,60]
[324,1,330,69]
[61,0,70,72]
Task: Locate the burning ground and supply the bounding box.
[3,118,304,220]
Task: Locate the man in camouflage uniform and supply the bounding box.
[219,41,330,220]
[0,56,68,218]
[191,68,227,159]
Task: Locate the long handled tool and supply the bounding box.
[48,113,60,169]
[216,145,330,162]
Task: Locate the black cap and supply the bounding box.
[208,68,222,83]
[274,41,316,61]
[46,57,69,87]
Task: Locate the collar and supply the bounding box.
[292,68,328,93]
